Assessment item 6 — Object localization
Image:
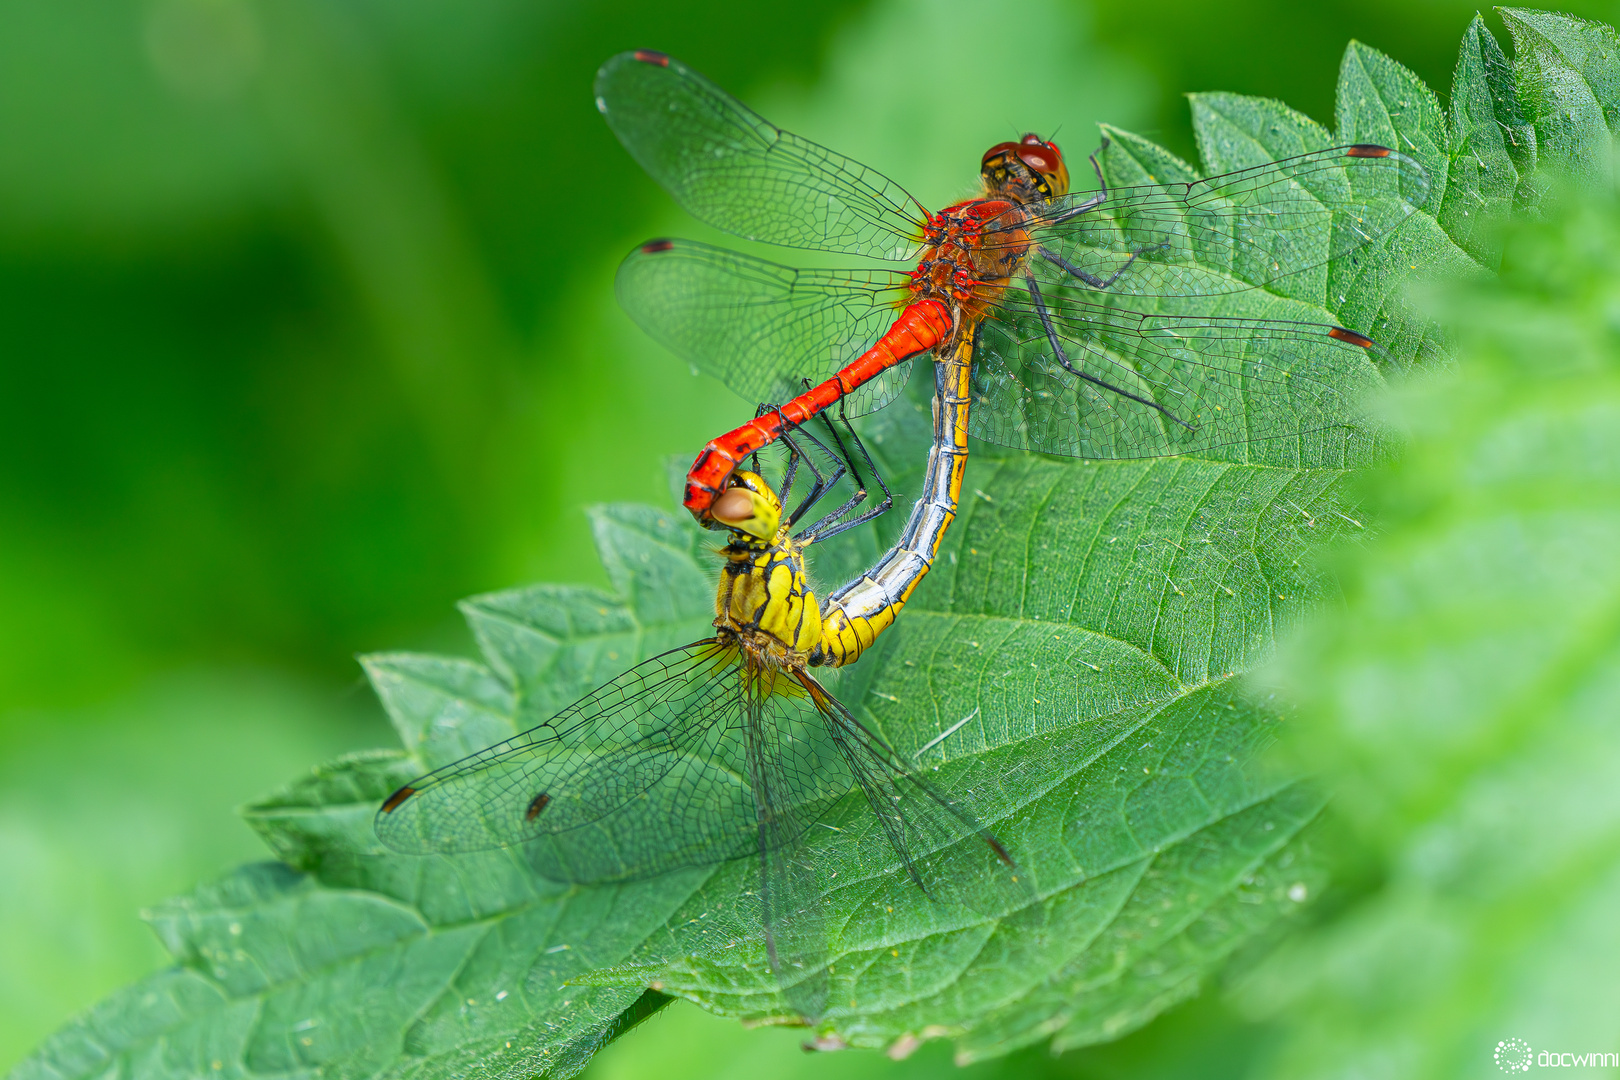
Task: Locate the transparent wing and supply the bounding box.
[616,238,916,417]
[595,51,926,261]
[375,643,859,887]
[971,286,1385,461]
[799,673,1031,918]
[745,679,837,1019]
[747,671,1033,1017]
[1008,145,1430,298]
[377,642,762,880]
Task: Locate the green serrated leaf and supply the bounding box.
[375,462,1357,1061]
[1441,16,1532,263]
[9,968,237,1080]
[361,655,516,769]
[1337,39,1448,165]
[1096,124,1199,187]
[1331,41,1477,380]
[587,503,715,631]
[1503,7,1620,187]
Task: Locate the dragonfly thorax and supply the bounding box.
[911,199,1036,319]
[905,133,1068,317]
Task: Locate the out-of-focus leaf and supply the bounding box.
[1239,176,1620,1080]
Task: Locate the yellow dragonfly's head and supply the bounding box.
[710,470,781,542]
[980,133,1070,201]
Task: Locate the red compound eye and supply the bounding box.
[1016,134,1063,174]
[1018,145,1053,172]
[981,141,1021,168]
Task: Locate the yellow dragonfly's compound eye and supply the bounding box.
[713,472,781,539]
[711,487,752,520]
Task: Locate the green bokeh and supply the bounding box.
[2,0,1612,1074]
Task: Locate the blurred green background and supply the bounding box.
[2,0,1614,1074]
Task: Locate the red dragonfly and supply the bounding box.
[596,51,1430,525]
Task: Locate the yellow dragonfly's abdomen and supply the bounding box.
[816,332,973,667]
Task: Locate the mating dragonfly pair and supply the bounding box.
[376,50,1430,1019]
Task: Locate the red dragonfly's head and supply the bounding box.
[980,133,1070,202]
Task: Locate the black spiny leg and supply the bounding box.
[754,400,846,522]
[1045,148,1110,226]
[1041,146,1168,291]
[796,401,894,543]
[1039,245,1146,291]
[777,380,851,530]
[777,425,843,528]
[1022,272,1196,433]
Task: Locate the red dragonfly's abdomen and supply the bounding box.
[684,298,954,519]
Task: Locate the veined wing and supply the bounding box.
[744,670,1034,1016]
[744,676,836,1019]
[616,238,916,418]
[971,286,1386,463]
[797,671,1032,918]
[377,641,755,880]
[1004,145,1430,298]
[375,642,855,884]
[595,51,926,261]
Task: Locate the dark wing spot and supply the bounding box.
[986,835,1015,867]
[640,238,676,254]
[633,49,671,67]
[525,792,552,822]
[1344,144,1392,158]
[1328,326,1375,349]
[380,785,417,814]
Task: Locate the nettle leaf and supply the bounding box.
[1503,7,1620,186]
[1442,15,1534,263]
[14,14,1620,1080]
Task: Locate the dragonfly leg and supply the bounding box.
[775,412,851,530]
[1040,146,1110,229]
[1022,271,1197,433]
[797,399,893,543]
[751,401,805,499]
[778,429,839,527]
[763,400,857,527]
[776,379,875,535]
[1041,146,1170,288]
[1038,243,1144,291]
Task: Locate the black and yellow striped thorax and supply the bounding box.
[715,528,822,660]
